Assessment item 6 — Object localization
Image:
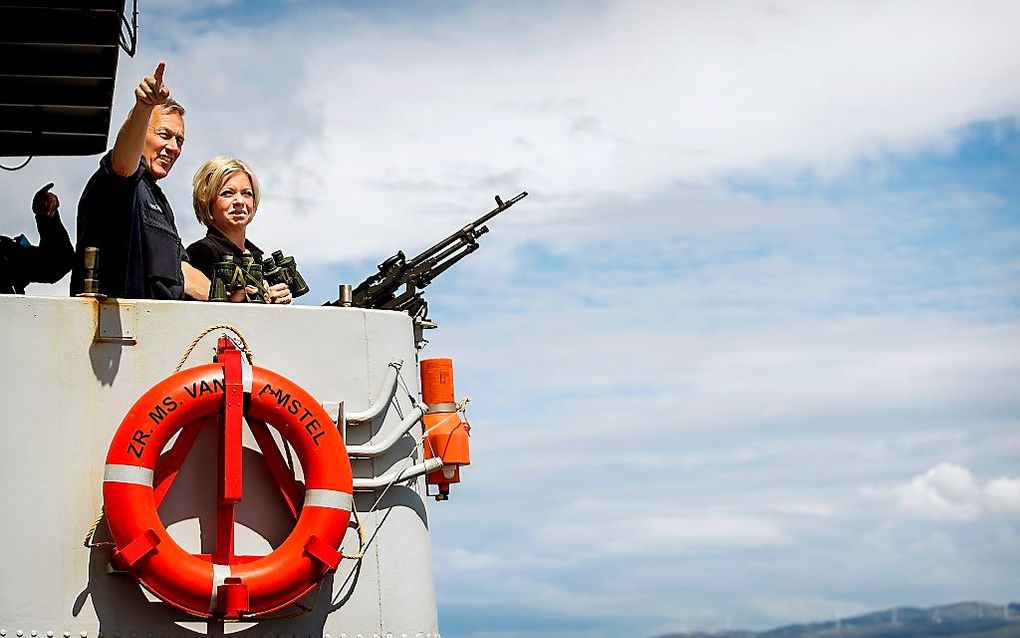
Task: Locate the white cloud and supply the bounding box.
[764,501,834,518]
[433,546,502,572]
[894,463,983,522]
[275,0,1020,260]
[538,501,792,555]
[888,463,1020,522]
[8,0,1015,260]
[984,477,1020,511]
[446,308,1020,442]
[5,1,1020,279]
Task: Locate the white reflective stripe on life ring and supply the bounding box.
[104,464,155,487]
[303,488,353,511]
[240,356,253,394]
[209,563,232,612]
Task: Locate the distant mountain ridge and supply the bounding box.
[654,601,1020,638]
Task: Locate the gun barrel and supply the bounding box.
[472,191,528,229]
[333,190,528,312]
[409,191,527,268]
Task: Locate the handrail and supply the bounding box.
[352,457,443,490]
[346,358,402,423]
[346,405,428,458]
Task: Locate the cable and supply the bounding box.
[118,0,139,57]
[0,157,32,172]
[395,364,420,408]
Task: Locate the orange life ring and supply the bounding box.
[102,362,353,618]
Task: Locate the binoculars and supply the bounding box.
[209,251,265,303]
[262,251,309,298]
[209,250,308,302]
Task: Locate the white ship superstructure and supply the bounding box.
[0,294,449,637]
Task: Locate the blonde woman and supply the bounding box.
[186,156,291,303]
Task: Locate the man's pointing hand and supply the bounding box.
[135,61,171,107]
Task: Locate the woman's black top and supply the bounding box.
[185,227,263,280]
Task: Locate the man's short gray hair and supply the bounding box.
[162,96,185,116]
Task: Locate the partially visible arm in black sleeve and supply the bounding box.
[25,212,75,284]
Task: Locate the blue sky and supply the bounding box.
[1,2,1018,637]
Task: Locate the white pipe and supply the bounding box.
[352,457,443,490]
[346,358,402,423]
[346,405,427,458]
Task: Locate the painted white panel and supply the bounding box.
[0,295,438,636]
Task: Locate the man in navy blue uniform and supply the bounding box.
[71,62,208,299]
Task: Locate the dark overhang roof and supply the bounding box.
[0,1,125,158]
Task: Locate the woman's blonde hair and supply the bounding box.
[192,156,261,226]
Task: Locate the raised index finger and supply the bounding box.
[153,61,165,88]
[34,182,54,200]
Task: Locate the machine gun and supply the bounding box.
[330,191,528,317]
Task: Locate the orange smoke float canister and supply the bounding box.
[420,357,471,501]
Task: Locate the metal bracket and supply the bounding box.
[413,317,437,350]
[321,401,347,445]
[95,300,137,344]
[321,401,346,427]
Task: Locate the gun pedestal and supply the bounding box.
[337,284,353,307]
[76,246,106,299]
